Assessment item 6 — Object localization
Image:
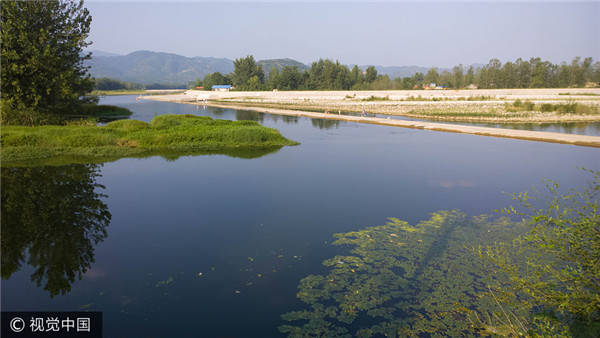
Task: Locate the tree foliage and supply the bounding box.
[196,72,232,91]
[94,77,143,91]
[195,55,599,93]
[479,169,600,336]
[231,55,264,90]
[1,0,94,125]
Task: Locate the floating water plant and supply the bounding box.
[279,210,526,337]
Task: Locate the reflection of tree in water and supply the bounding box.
[281,115,299,125]
[209,107,225,116]
[1,164,110,297]
[478,121,600,134]
[236,110,265,123]
[311,118,340,130]
[280,211,525,337]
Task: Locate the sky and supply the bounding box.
[85,1,600,68]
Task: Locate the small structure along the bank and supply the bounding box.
[212,85,232,92]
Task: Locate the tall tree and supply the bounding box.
[232,55,264,90]
[452,64,464,89]
[364,66,378,83]
[1,0,94,125]
[515,58,531,88]
[424,67,439,86]
[464,66,475,87]
[278,66,302,90]
[351,65,364,87]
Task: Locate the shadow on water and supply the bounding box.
[1,164,111,297]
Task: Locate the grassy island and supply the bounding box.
[1,114,299,164]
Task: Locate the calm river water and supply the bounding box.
[2,96,598,336]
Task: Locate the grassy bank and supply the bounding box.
[1,114,299,164]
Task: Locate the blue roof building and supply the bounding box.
[212,85,232,91]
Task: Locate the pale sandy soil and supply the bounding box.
[149,88,600,123]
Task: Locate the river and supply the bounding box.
[1,95,598,336]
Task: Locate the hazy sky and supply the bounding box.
[85,1,600,67]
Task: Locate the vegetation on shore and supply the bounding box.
[195,55,600,92]
[1,114,298,164]
[1,1,94,126]
[92,77,187,94]
[208,96,600,123]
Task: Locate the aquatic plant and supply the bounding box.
[280,210,525,337]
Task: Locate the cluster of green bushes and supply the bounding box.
[1,114,298,163]
[361,95,390,102]
[507,99,599,114]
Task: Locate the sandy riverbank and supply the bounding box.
[144,89,600,148]
[148,88,600,122]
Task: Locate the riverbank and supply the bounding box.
[148,88,600,122]
[1,114,298,164]
[145,89,600,148]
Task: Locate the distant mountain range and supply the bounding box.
[85,50,233,85]
[85,50,463,85]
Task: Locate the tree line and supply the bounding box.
[93,78,186,91]
[195,55,600,92]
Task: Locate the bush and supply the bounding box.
[540,103,555,112]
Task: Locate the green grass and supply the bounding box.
[1,114,299,164]
[558,92,600,96]
[507,100,599,114]
[361,95,390,101]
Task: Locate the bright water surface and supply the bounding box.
[2,96,599,336]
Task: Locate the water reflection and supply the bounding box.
[312,118,341,130]
[235,110,266,123]
[1,164,111,297]
[433,120,600,136]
